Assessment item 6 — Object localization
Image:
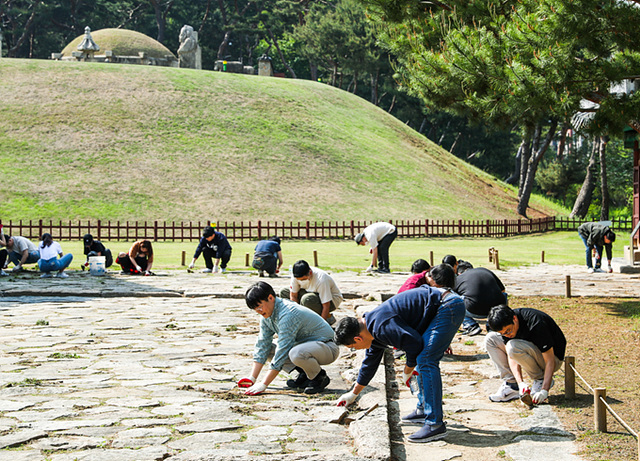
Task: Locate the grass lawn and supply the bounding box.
[60,231,630,272]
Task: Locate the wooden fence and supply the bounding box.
[0,217,632,242]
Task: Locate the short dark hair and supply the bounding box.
[487,305,515,331]
[269,235,281,244]
[292,260,311,278]
[411,259,431,274]
[245,281,276,309]
[442,255,458,267]
[335,317,362,346]
[203,226,215,238]
[456,260,474,274]
[429,263,456,289]
[605,229,616,243]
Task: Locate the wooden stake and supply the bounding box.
[313,249,318,267]
[541,250,545,263]
[594,388,607,433]
[564,356,575,399]
[565,275,572,298]
[181,250,186,266]
[245,253,250,267]
[494,250,500,270]
[429,250,434,267]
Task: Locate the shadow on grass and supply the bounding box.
[598,299,640,320]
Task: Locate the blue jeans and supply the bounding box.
[9,250,40,266]
[38,254,73,273]
[580,235,603,269]
[415,293,465,426]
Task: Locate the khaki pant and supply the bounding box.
[279,287,336,324]
[266,341,340,379]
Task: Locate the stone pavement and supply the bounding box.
[1,265,634,460]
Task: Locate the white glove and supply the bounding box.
[245,382,267,395]
[144,270,151,276]
[401,370,418,388]
[365,265,374,273]
[214,265,220,273]
[518,382,531,396]
[532,389,548,404]
[237,376,255,388]
[188,262,195,269]
[336,391,357,407]
[136,265,142,272]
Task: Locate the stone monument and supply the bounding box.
[77,26,100,59]
[178,25,201,69]
[258,54,273,77]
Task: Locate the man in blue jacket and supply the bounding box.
[334,269,465,443]
[252,236,283,277]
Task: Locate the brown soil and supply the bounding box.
[509,296,640,461]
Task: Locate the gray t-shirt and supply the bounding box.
[10,236,38,254]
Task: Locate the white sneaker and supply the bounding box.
[55,272,69,278]
[532,378,554,394]
[213,266,220,273]
[587,268,594,273]
[221,267,227,274]
[201,268,213,273]
[0,270,8,276]
[489,382,519,402]
[593,268,604,273]
[40,273,53,278]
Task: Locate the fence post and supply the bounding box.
[306,221,310,240]
[97,220,102,240]
[594,388,607,432]
[503,219,508,237]
[257,220,262,240]
[39,219,43,239]
[565,275,572,298]
[564,356,575,399]
[154,221,159,242]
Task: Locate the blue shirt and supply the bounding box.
[358,285,442,386]
[193,231,232,259]
[254,297,335,371]
[254,240,281,256]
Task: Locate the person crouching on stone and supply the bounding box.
[237,281,339,395]
[116,239,154,275]
[37,233,73,278]
[334,264,465,443]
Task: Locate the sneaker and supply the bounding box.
[407,424,446,443]
[258,270,265,277]
[303,369,330,394]
[201,268,213,273]
[393,349,406,359]
[286,367,309,389]
[213,266,220,273]
[55,272,69,278]
[0,270,8,276]
[375,268,390,274]
[40,273,53,278]
[268,273,278,278]
[489,382,519,402]
[462,324,482,336]
[401,409,425,426]
[221,267,227,274]
[587,267,594,273]
[594,268,604,273]
[532,378,554,394]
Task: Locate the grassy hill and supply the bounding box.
[0,58,565,222]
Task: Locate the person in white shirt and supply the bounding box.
[37,233,73,278]
[354,222,398,273]
[279,260,343,325]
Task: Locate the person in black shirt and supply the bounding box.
[82,234,113,268]
[485,305,566,406]
[455,266,506,336]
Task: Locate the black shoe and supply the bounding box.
[286,367,309,389]
[375,268,390,274]
[303,369,330,394]
[462,324,482,336]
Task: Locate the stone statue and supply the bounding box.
[178,25,199,69]
[77,26,100,53]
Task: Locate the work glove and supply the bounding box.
[401,370,419,388]
[144,270,151,276]
[188,262,195,270]
[214,265,220,273]
[237,376,255,388]
[365,265,374,273]
[518,382,531,396]
[245,382,267,395]
[532,389,548,404]
[336,391,357,407]
[135,265,142,272]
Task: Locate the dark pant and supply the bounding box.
[0,249,7,269]
[252,252,277,275]
[203,246,232,270]
[377,228,397,271]
[117,254,149,274]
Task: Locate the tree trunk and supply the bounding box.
[268,28,296,78]
[518,126,534,198]
[599,136,610,221]
[309,61,318,82]
[450,132,462,154]
[7,0,41,57]
[570,138,599,218]
[505,141,523,185]
[370,70,379,105]
[517,120,558,217]
[556,122,569,162]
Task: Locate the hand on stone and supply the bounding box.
[518,382,531,396]
[532,389,548,404]
[136,265,142,272]
[237,376,255,388]
[245,382,267,395]
[336,391,357,407]
[188,263,195,270]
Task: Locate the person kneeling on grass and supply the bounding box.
[237,281,339,395]
[334,264,465,443]
[485,305,566,406]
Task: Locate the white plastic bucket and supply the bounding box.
[89,256,106,276]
